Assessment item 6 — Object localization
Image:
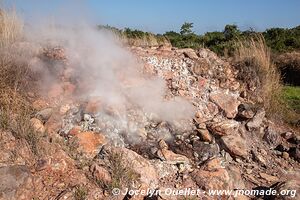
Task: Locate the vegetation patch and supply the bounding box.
[282,86,300,113]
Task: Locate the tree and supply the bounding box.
[223,24,240,40]
[180,22,194,35]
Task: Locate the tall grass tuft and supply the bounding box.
[0,7,41,154]
[0,8,23,48]
[234,35,299,124]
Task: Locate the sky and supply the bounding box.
[7,0,300,34]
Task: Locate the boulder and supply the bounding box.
[220,133,248,158]
[210,92,240,118]
[192,158,245,191]
[192,59,210,76]
[111,147,159,189]
[209,120,239,136]
[0,165,34,200]
[180,48,198,60]
[158,149,190,165]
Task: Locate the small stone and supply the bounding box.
[259,172,279,183]
[246,109,265,131]
[158,139,168,150]
[36,108,53,121]
[263,126,281,149]
[30,118,45,134]
[181,48,198,60]
[198,129,213,143]
[158,148,190,165]
[246,168,253,174]
[274,150,282,156]
[282,152,289,159]
[68,126,82,136]
[83,114,94,124]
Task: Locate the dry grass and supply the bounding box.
[234,35,297,122]
[98,151,140,192]
[121,34,170,47]
[0,8,23,48]
[0,7,41,155]
[74,185,88,200]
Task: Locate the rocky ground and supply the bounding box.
[0,45,299,200]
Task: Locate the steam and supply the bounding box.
[26,22,195,123]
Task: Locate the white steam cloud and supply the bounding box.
[26,22,195,122]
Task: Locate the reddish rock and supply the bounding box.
[90,164,112,184]
[76,131,106,156]
[192,159,245,191]
[259,172,279,183]
[210,92,240,118]
[182,48,199,60]
[159,148,190,165]
[220,133,248,158]
[36,108,53,122]
[111,147,159,189]
[68,126,82,136]
[209,120,239,136]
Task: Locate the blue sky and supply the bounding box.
[9,0,300,34]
